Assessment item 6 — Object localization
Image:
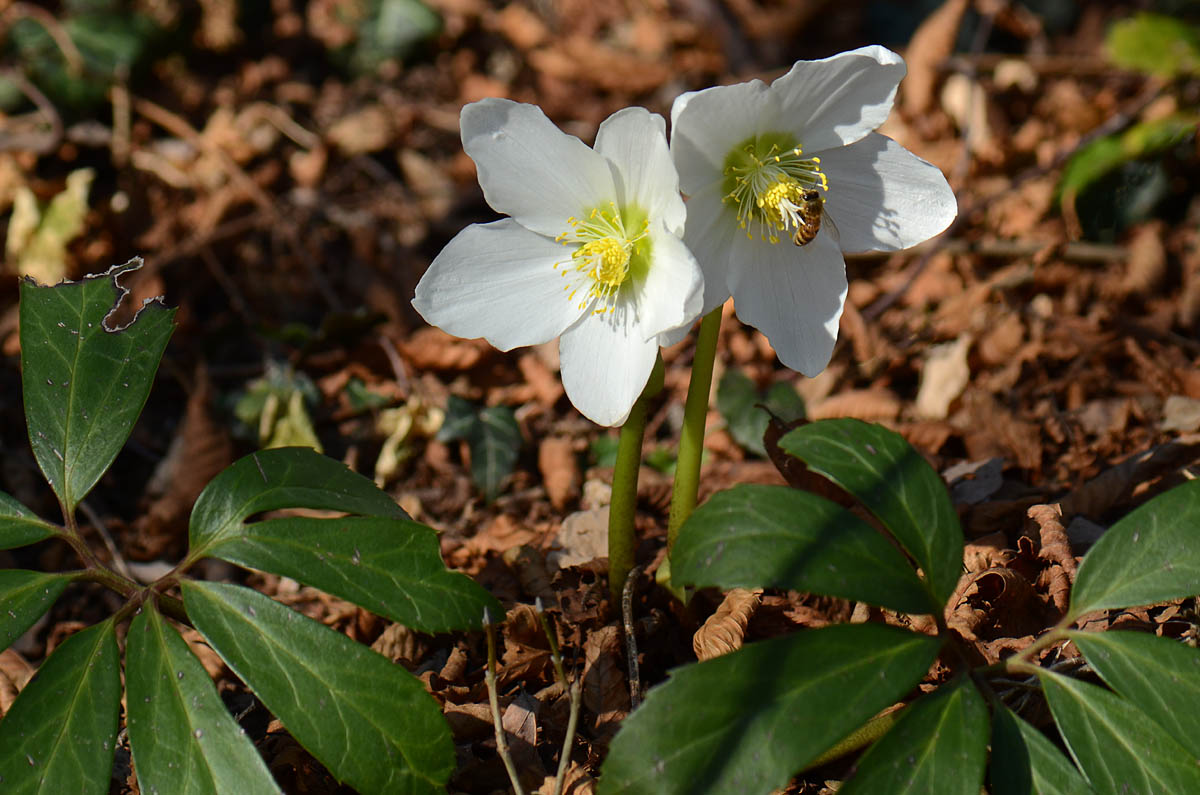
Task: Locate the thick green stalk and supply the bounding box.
[609,357,663,601]
[666,306,723,549]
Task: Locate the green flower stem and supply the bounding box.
[609,356,664,601]
[801,707,902,771]
[666,306,723,550]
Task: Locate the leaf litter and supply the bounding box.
[1,0,1199,792]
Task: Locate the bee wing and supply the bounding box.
[821,206,842,246]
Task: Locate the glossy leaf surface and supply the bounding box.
[779,419,962,604]
[0,493,55,550]
[126,604,280,795]
[842,676,988,795]
[599,623,941,795]
[183,581,453,794]
[1069,630,1200,757]
[0,621,120,793]
[20,258,175,512]
[672,484,938,614]
[209,515,499,632]
[1039,669,1200,793]
[1070,479,1200,617]
[990,707,1093,795]
[188,446,405,555]
[0,570,69,652]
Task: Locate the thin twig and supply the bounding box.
[621,565,642,708]
[536,599,581,795]
[0,4,85,74]
[0,68,62,153]
[77,499,135,583]
[484,609,526,795]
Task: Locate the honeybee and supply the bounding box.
[792,189,826,247]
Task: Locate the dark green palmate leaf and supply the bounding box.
[841,676,988,795]
[598,623,941,795]
[188,446,406,556]
[990,707,1093,795]
[0,492,56,550]
[207,516,499,632]
[183,581,454,794]
[126,604,280,795]
[0,570,70,652]
[20,258,175,514]
[779,419,962,605]
[1038,669,1200,793]
[1068,630,1200,757]
[671,484,937,614]
[437,397,521,501]
[0,620,120,793]
[1068,479,1200,618]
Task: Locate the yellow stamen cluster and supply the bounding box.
[722,139,828,244]
[555,203,649,314]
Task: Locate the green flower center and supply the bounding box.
[555,202,651,315]
[721,132,829,245]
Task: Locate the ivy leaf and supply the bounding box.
[126,604,280,794]
[779,419,963,605]
[188,446,405,557]
[0,621,120,793]
[672,484,940,614]
[1039,669,1200,792]
[990,706,1093,795]
[841,676,989,795]
[183,581,454,794]
[19,258,175,515]
[0,492,56,551]
[1069,479,1200,618]
[1068,630,1200,757]
[598,624,941,795]
[436,397,521,500]
[208,515,500,632]
[0,570,70,653]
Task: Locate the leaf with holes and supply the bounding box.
[20,258,174,514]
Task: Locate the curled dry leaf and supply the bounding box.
[370,622,428,669]
[502,690,547,783]
[500,603,552,686]
[947,567,1045,643]
[693,588,762,662]
[0,648,35,717]
[1027,504,1077,580]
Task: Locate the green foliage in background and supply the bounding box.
[438,395,522,501]
[715,369,805,457]
[0,259,500,793]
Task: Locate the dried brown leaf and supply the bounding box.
[693,588,762,661]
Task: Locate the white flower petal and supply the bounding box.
[680,182,740,313]
[559,311,659,426]
[764,46,905,152]
[461,99,616,238]
[819,132,958,252]
[632,224,704,341]
[412,219,580,350]
[670,80,770,195]
[594,107,686,235]
[727,230,847,375]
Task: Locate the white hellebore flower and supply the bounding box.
[670,45,957,375]
[412,99,704,426]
